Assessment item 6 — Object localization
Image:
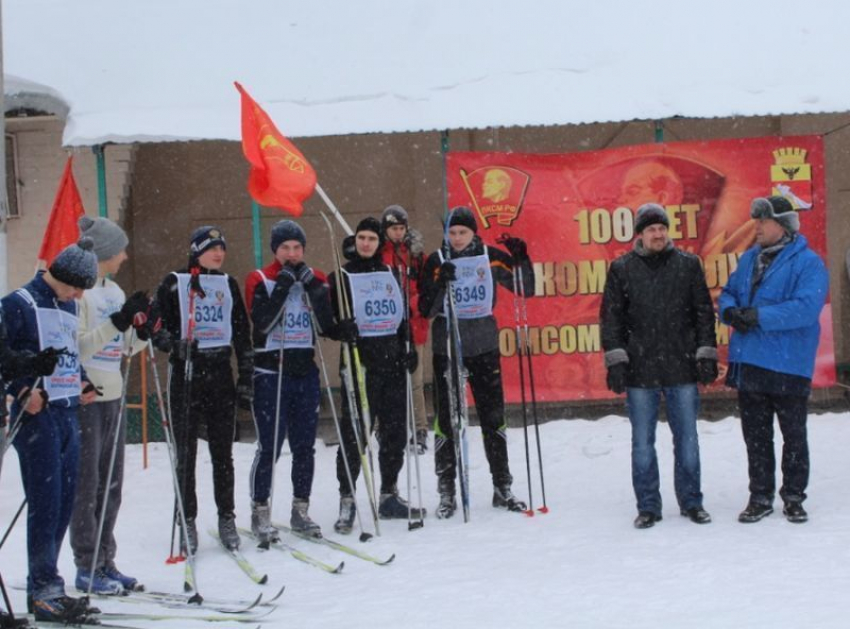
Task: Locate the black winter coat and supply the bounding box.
[600,244,716,388]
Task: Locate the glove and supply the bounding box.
[135,312,162,342]
[696,359,719,385]
[175,338,200,362]
[29,347,62,377]
[606,362,628,394]
[236,376,253,411]
[82,382,104,397]
[403,348,418,374]
[437,261,456,286]
[342,235,357,261]
[332,318,360,343]
[276,265,298,289]
[110,291,151,332]
[292,262,315,286]
[152,328,174,353]
[725,307,759,333]
[500,236,528,260]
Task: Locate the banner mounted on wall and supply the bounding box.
[446,135,833,403]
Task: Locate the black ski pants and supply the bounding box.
[433,349,512,492]
[738,390,809,505]
[168,359,236,520]
[336,363,407,496]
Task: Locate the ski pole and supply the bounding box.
[313,315,373,542]
[146,339,203,603]
[0,377,44,463]
[0,571,20,625]
[499,234,534,516]
[517,264,548,513]
[0,499,25,552]
[267,316,286,529]
[85,331,136,595]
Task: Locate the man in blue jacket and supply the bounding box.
[720,195,828,524]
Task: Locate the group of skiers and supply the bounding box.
[0,193,830,625]
[0,203,534,625]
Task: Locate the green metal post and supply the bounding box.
[654,120,664,143]
[252,201,263,268]
[440,130,450,219]
[93,145,108,217]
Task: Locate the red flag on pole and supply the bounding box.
[235,82,317,216]
[38,156,86,266]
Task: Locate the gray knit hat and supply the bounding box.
[634,203,670,233]
[750,196,800,234]
[49,237,98,289]
[381,205,409,232]
[78,216,129,261]
[270,220,306,252]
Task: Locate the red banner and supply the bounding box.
[446,136,833,403]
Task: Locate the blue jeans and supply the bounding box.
[626,385,703,515]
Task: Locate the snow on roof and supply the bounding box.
[5,0,850,146]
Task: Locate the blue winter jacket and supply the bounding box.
[719,234,828,380]
[1,271,87,407]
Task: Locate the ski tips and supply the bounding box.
[188,592,204,605]
[407,521,424,531]
[258,574,269,585]
[332,562,345,574]
[381,554,397,565]
[538,506,550,514]
[358,532,373,543]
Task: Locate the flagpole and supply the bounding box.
[314,184,353,236]
[251,201,263,268]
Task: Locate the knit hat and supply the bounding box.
[49,237,98,289]
[270,220,306,252]
[355,217,382,238]
[634,203,670,233]
[750,196,800,234]
[189,225,226,256]
[381,205,408,232]
[447,206,478,233]
[78,216,129,262]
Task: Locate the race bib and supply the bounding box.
[258,274,313,351]
[440,249,493,319]
[175,273,233,349]
[345,269,404,337]
[82,283,125,373]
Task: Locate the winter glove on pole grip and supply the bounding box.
[110,291,151,332]
[696,359,719,385]
[29,347,63,377]
[437,261,457,287]
[606,362,628,394]
[332,318,360,343]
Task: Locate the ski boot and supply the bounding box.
[251,501,279,544]
[436,477,457,519]
[180,517,199,555]
[101,565,144,592]
[379,489,427,520]
[0,609,31,629]
[75,568,123,595]
[32,595,97,624]
[409,428,428,455]
[291,498,322,538]
[492,485,528,512]
[218,513,241,551]
[333,495,356,535]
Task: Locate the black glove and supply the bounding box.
[500,236,528,260]
[696,359,719,385]
[437,261,456,286]
[110,291,151,332]
[292,262,315,286]
[135,312,162,342]
[403,348,418,374]
[725,307,759,333]
[277,265,298,289]
[606,362,628,394]
[152,328,174,353]
[342,235,357,261]
[175,338,200,362]
[29,347,63,377]
[82,382,104,397]
[332,318,360,343]
[236,376,253,411]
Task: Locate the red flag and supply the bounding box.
[38,156,86,266]
[235,82,317,216]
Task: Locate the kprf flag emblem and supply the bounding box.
[235,82,317,216]
[459,166,530,228]
[770,147,813,210]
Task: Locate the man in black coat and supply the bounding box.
[600,203,718,529]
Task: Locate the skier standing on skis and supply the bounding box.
[70,216,150,594]
[328,217,423,533]
[1,239,100,623]
[379,205,431,453]
[243,220,338,542]
[419,206,534,518]
[152,226,253,552]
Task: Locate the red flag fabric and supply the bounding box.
[235,82,317,216]
[38,156,86,265]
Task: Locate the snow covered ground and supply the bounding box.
[2,412,849,628]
